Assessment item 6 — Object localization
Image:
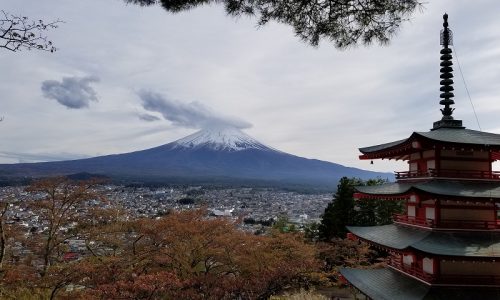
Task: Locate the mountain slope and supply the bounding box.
[0,127,392,187]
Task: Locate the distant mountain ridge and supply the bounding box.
[0,126,392,189]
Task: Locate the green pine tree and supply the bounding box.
[319,177,363,240]
[319,177,401,241]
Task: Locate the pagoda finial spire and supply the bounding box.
[439,13,454,119]
[432,13,464,130]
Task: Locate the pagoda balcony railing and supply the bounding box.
[389,258,500,286]
[389,258,435,283]
[395,169,500,180]
[393,214,434,227]
[394,214,500,230]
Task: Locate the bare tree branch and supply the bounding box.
[0,10,62,52]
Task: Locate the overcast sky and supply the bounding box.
[1,0,500,172]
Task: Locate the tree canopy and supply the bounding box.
[125,0,423,47]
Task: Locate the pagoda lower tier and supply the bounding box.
[341,224,500,299]
[347,224,500,286]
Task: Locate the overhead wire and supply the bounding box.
[452,45,482,132]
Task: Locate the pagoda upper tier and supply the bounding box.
[359,127,500,161]
[358,12,500,181]
[359,127,500,181]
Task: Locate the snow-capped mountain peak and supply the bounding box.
[172,126,274,151]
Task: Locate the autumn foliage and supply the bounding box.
[0,178,323,299]
[78,210,318,299]
[0,177,382,299]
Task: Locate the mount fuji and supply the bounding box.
[0,126,391,189]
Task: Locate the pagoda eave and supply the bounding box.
[347,224,500,258]
[354,192,410,201]
[359,140,414,161]
[359,129,500,162]
[355,180,500,200]
[359,153,410,160]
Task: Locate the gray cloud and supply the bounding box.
[138,90,252,129]
[138,113,161,122]
[0,151,90,163]
[41,75,100,109]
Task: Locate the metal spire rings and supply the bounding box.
[439,13,455,120]
[432,14,464,130]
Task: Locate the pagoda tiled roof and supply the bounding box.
[418,128,500,146]
[340,268,429,300]
[358,138,408,154]
[346,224,429,249]
[415,230,500,257]
[347,224,500,257]
[355,182,413,196]
[359,127,500,155]
[355,180,500,199]
[340,267,500,300]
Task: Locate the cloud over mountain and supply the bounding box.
[0,150,89,163]
[41,75,100,109]
[138,90,252,129]
[137,113,161,122]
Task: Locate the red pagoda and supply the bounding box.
[340,14,500,300]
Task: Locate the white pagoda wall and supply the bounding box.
[423,257,434,274]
